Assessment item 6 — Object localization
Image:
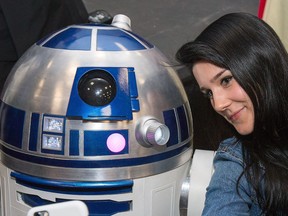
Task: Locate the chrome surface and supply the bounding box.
[0,24,193,180]
[1,147,193,181]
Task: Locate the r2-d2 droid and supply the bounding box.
[0,15,215,216]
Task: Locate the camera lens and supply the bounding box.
[78,70,116,106]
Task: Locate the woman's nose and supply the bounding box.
[212,91,231,112]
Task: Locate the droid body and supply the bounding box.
[0,15,193,215]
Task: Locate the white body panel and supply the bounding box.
[0,160,190,216]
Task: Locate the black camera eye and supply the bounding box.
[78,70,116,106]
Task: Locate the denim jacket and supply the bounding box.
[202,137,263,216]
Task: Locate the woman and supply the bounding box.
[176,13,288,215]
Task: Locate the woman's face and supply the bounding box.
[192,61,254,135]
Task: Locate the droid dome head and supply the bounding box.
[0,15,193,181]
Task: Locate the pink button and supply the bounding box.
[107,133,126,153]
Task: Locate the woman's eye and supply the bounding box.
[221,76,233,86]
[202,90,213,99]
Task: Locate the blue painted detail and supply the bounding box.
[36,30,58,46]
[163,109,178,146]
[22,193,51,207]
[11,172,133,195]
[131,99,140,111]
[128,69,138,98]
[21,194,131,215]
[127,30,154,49]
[0,100,24,148]
[1,142,190,168]
[42,27,92,50]
[84,130,128,156]
[97,29,146,51]
[70,130,80,156]
[29,113,40,151]
[81,199,131,216]
[67,67,136,120]
[128,68,139,111]
[177,105,189,141]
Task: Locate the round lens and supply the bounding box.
[78,70,116,106]
[154,128,163,143]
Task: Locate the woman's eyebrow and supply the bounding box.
[198,69,227,91]
[210,69,227,83]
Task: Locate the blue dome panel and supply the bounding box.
[43,28,92,50]
[97,29,146,51]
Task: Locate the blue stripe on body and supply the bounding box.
[0,100,25,148]
[1,142,190,168]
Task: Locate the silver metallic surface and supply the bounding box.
[146,119,170,145]
[180,175,191,216]
[135,116,170,147]
[111,14,132,31]
[0,23,193,181]
[1,148,193,181]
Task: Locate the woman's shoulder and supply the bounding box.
[203,137,261,215]
[216,137,244,165]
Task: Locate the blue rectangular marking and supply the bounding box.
[43,28,92,50]
[70,130,80,156]
[131,99,140,111]
[128,70,138,98]
[29,113,40,151]
[0,100,25,148]
[177,105,189,141]
[84,130,128,156]
[163,109,178,146]
[12,171,133,195]
[83,200,131,215]
[97,29,146,51]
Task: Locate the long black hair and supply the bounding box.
[176,12,288,215]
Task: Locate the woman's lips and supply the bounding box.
[228,107,244,122]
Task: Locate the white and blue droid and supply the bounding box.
[0,15,207,216]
